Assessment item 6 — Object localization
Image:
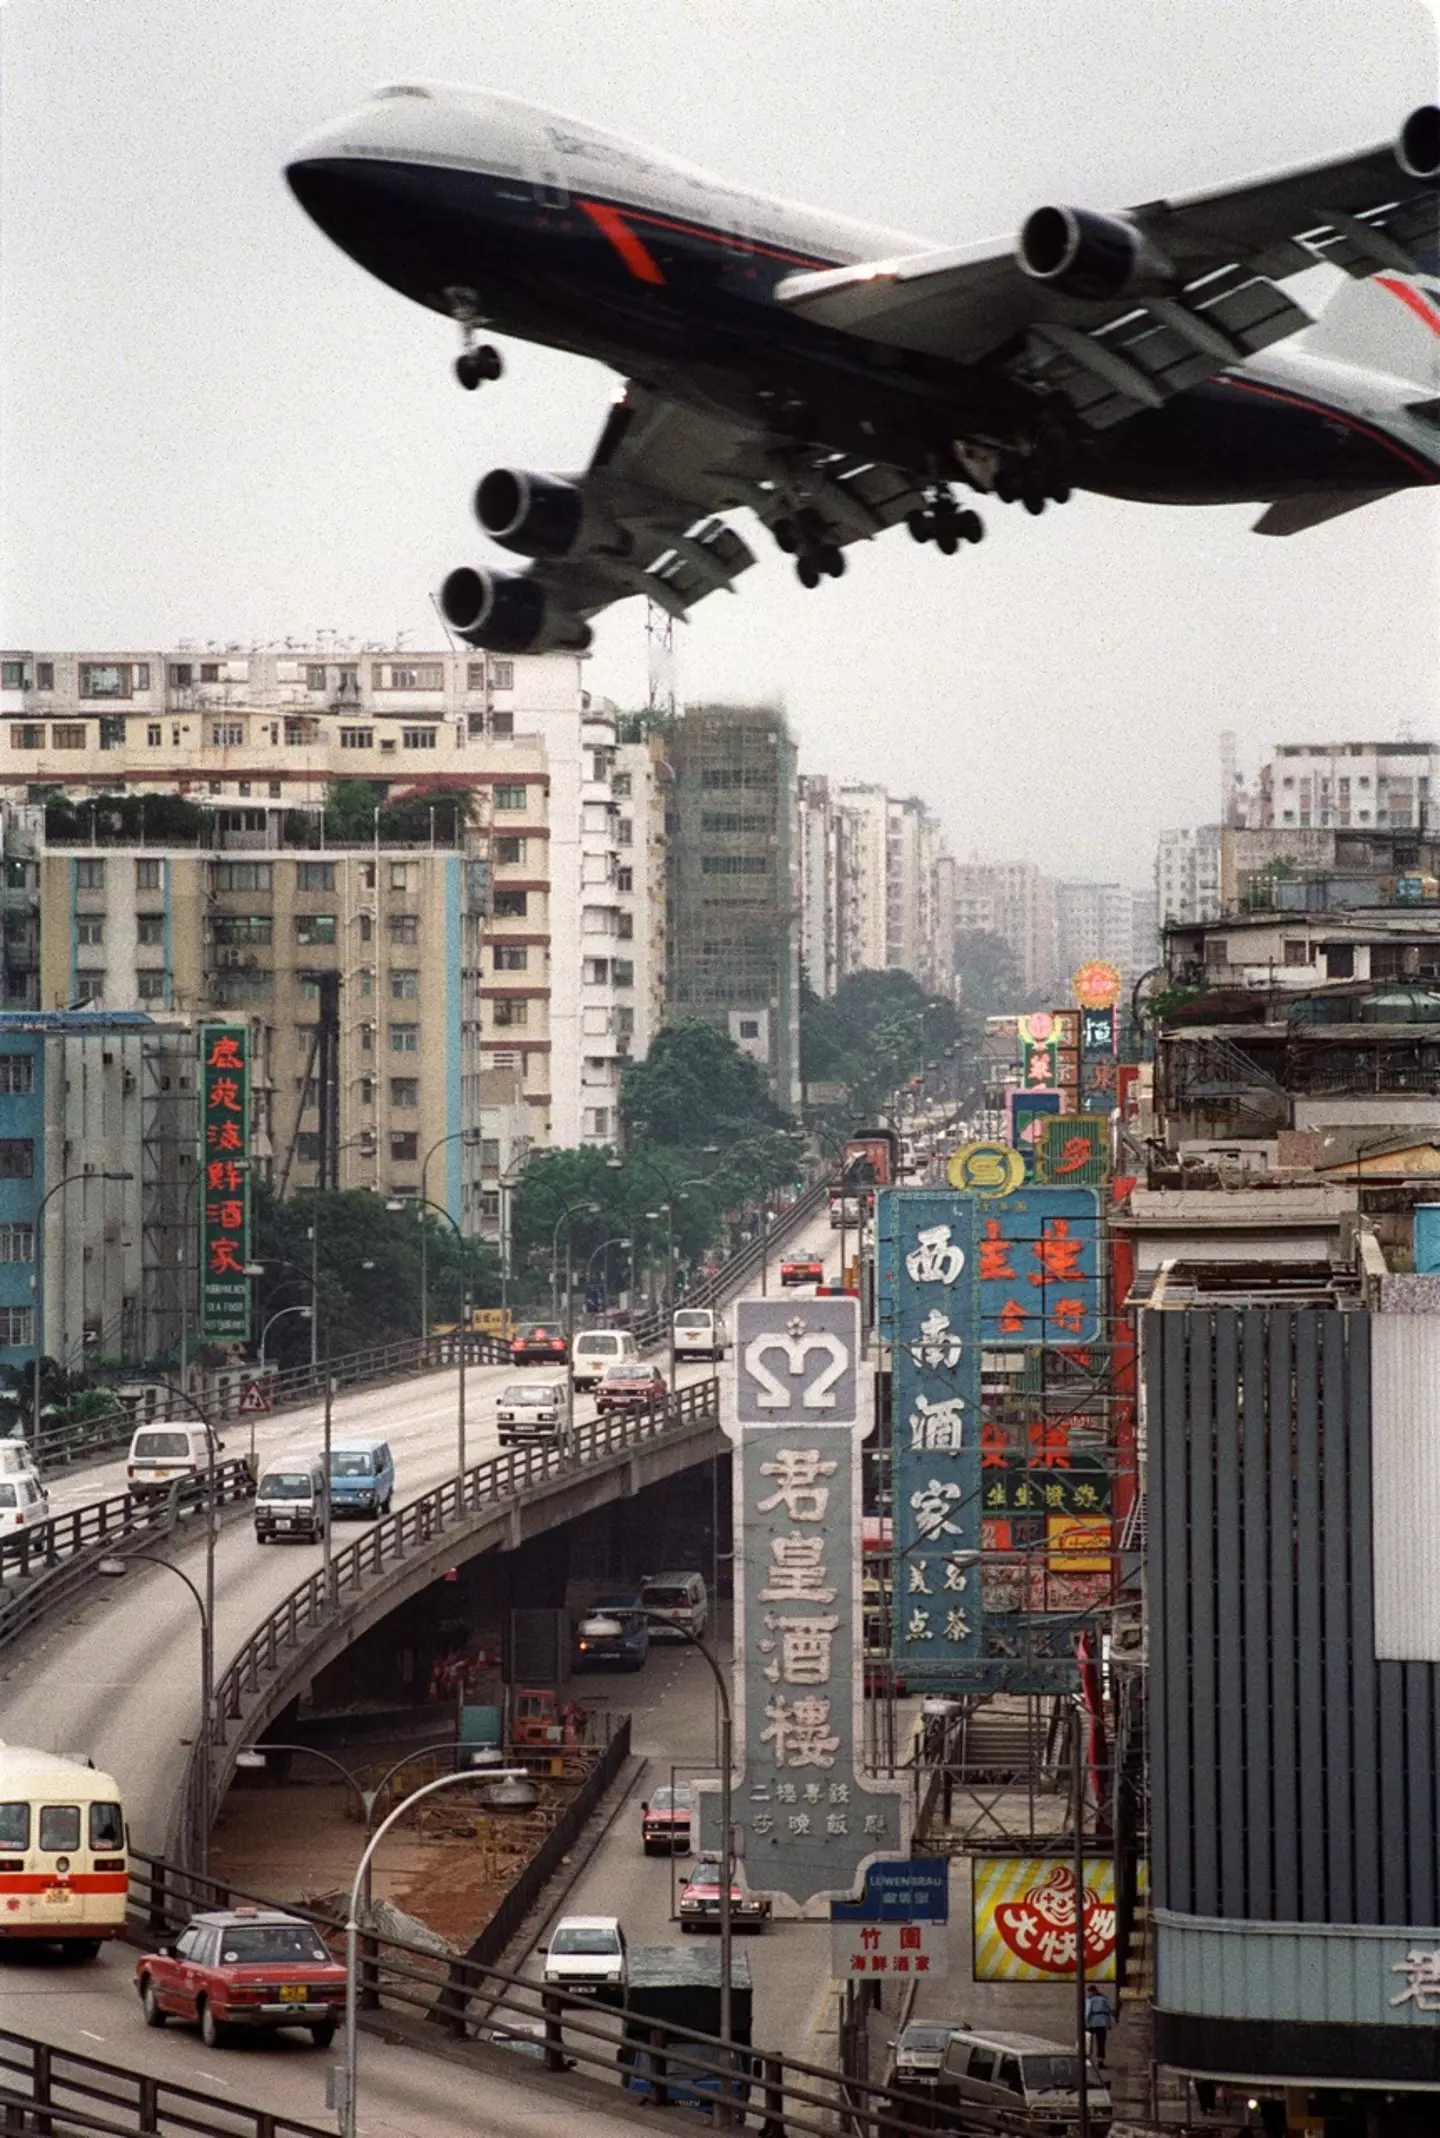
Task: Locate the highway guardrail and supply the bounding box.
[0,2025,333,2138]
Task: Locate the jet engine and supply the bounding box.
[439,565,592,655]
[474,468,597,559]
[1017,206,1174,301]
[1399,103,1440,179]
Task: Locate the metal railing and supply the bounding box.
[0,2029,333,2138]
[0,1461,256,1657]
[628,1176,830,1349]
[122,1848,939,2138]
[176,1380,722,1862]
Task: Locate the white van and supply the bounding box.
[640,1571,708,1642]
[254,1453,328,1543]
[571,1329,638,1391]
[126,1423,220,1499]
[938,2028,1111,2130]
[672,1307,725,1363]
[0,1473,49,1533]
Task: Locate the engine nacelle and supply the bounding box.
[1017,205,1174,301]
[1398,103,1440,180]
[474,468,594,559]
[439,565,592,655]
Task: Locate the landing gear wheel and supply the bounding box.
[958,510,984,543]
[907,508,932,543]
[1050,483,1072,506]
[796,506,825,541]
[936,530,959,556]
[995,471,1018,505]
[1022,486,1047,516]
[142,1978,167,2027]
[796,556,821,589]
[199,1999,227,2049]
[455,343,503,390]
[819,544,845,578]
[772,517,798,554]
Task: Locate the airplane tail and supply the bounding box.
[1301,267,1440,389]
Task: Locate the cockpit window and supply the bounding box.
[374,83,434,100]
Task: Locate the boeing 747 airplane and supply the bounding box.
[287,88,1440,652]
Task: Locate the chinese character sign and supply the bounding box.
[719,1418,904,1906]
[199,1023,251,1340]
[975,1188,1103,1345]
[973,1858,1117,1981]
[1036,1117,1110,1188]
[876,1191,982,1671]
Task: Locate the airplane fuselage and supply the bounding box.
[288,84,1438,508]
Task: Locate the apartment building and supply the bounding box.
[615,724,669,1058]
[666,702,801,1108]
[1250,738,1440,831]
[885,794,953,996]
[0,643,655,1170]
[834,784,889,977]
[1155,823,1223,927]
[952,860,1060,999]
[796,774,840,997]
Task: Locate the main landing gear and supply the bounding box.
[993,469,1071,513]
[455,343,503,391]
[772,507,846,589]
[907,491,984,553]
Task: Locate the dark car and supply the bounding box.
[780,1255,824,1287]
[678,1856,771,1933]
[594,1360,668,1414]
[574,1594,650,1671]
[512,1322,569,1366]
[135,1907,346,2048]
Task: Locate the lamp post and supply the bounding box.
[418,1129,479,1340]
[546,1200,600,1450]
[387,1194,476,1489]
[339,1769,527,2138]
[257,1300,313,1362]
[98,1550,212,1875]
[30,1168,133,1446]
[584,1234,630,1316]
[495,1162,528,1326]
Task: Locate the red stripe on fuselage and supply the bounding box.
[613,204,831,271]
[576,199,666,285]
[1218,373,1440,484]
[1376,273,1440,340]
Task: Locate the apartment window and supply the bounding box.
[491,709,514,738]
[95,715,125,751]
[390,1024,419,1052]
[306,665,327,691]
[172,725,182,745]
[493,999,528,1027]
[0,1224,34,1262]
[701,854,768,875]
[738,1018,760,1039]
[493,944,528,971]
[211,914,272,945]
[616,912,634,940]
[0,1055,34,1095]
[494,836,526,865]
[295,862,334,892]
[1282,939,1311,966]
[359,1076,374,1105]
[491,660,514,689]
[402,727,437,750]
[283,717,319,745]
[269,782,281,797]
[494,784,527,811]
[79,663,137,699]
[467,661,486,689]
[10,726,43,751]
[479,1189,500,1220]
[493,890,528,919]
[390,1077,420,1108]
[137,914,166,947]
[0,1306,34,1346]
[582,957,609,985]
[339,727,373,749]
[1203,938,1229,969]
[74,971,105,999]
[35,663,54,691]
[296,914,337,946]
[200,663,220,683]
[617,866,633,893]
[137,970,168,1003]
[389,914,419,945]
[76,917,104,947]
[391,968,420,1000]
[585,1108,611,1139]
[359,969,373,997]
[75,859,105,890]
[376,663,444,690]
[147,723,162,746]
[612,773,632,799]
[136,859,161,890]
[1,661,25,690]
[360,1025,374,1054]
[390,1131,419,1162]
[613,960,635,987]
[0,1140,35,1178]
[296,1132,323,1163]
[616,1006,634,1037]
[211,722,244,747]
[390,863,410,891]
[1325,944,1355,979]
[214,862,272,892]
[169,663,193,686]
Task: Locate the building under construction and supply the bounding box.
[664,702,800,1109]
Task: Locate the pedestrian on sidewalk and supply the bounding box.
[1085,1984,1115,2067]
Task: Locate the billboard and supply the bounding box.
[975,1186,1104,1345]
[972,1857,1117,1981]
[199,1022,251,1341]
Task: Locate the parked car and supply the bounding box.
[0,1472,49,1533]
[135,1907,346,2048]
[571,1329,639,1389]
[541,1915,627,1995]
[496,1380,566,1447]
[780,1254,824,1286]
[892,2019,964,2088]
[641,1783,695,1854]
[594,1360,667,1415]
[574,1595,650,1671]
[511,1322,568,1366]
[672,1307,725,1362]
[640,1571,709,1641]
[679,1856,771,1933]
[938,2029,1111,2131]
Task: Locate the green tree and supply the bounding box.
[321,779,481,845]
[952,929,1034,1017]
[621,1020,785,1146]
[799,970,971,1115]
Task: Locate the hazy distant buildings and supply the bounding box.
[1156,824,1223,927]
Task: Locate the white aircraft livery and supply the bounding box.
[287,87,1440,651]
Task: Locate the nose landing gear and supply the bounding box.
[455,343,504,390]
[907,491,985,553]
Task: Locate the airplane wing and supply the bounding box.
[450,381,931,645]
[775,109,1440,430]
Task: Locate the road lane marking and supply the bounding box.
[78,2030,107,2043]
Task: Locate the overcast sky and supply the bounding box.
[2,0,1437,882]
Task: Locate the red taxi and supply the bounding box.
[779,1255,824,1287]
[640,1783,695,1854]
[679,1856,771,1932]
[136,1907,346,2048]
[594,1361,667,1415]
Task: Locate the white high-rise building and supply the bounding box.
[1251,740,1440,831]
[835,784,889,977]
[953,861,1060,999]
[797,774,840,997]
[1156,825,1223,927]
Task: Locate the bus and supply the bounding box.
[828,1128,900,1228]
[0,1744,128,1958]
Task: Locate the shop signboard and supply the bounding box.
[199,1022,251,1340]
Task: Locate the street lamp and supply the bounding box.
[306,1135,377,1367]
[30,1168,133,1445]
[589,1611,735,2048]
[387,1193,476,1488]
[418,1129,480,1340]
[494,1162,528,1326]
[337,1768,528,2138]
[98,1550,213,1875]
[585,1234,631,1314]
[257,1300,313,1362]
[607,1152,725,1391]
